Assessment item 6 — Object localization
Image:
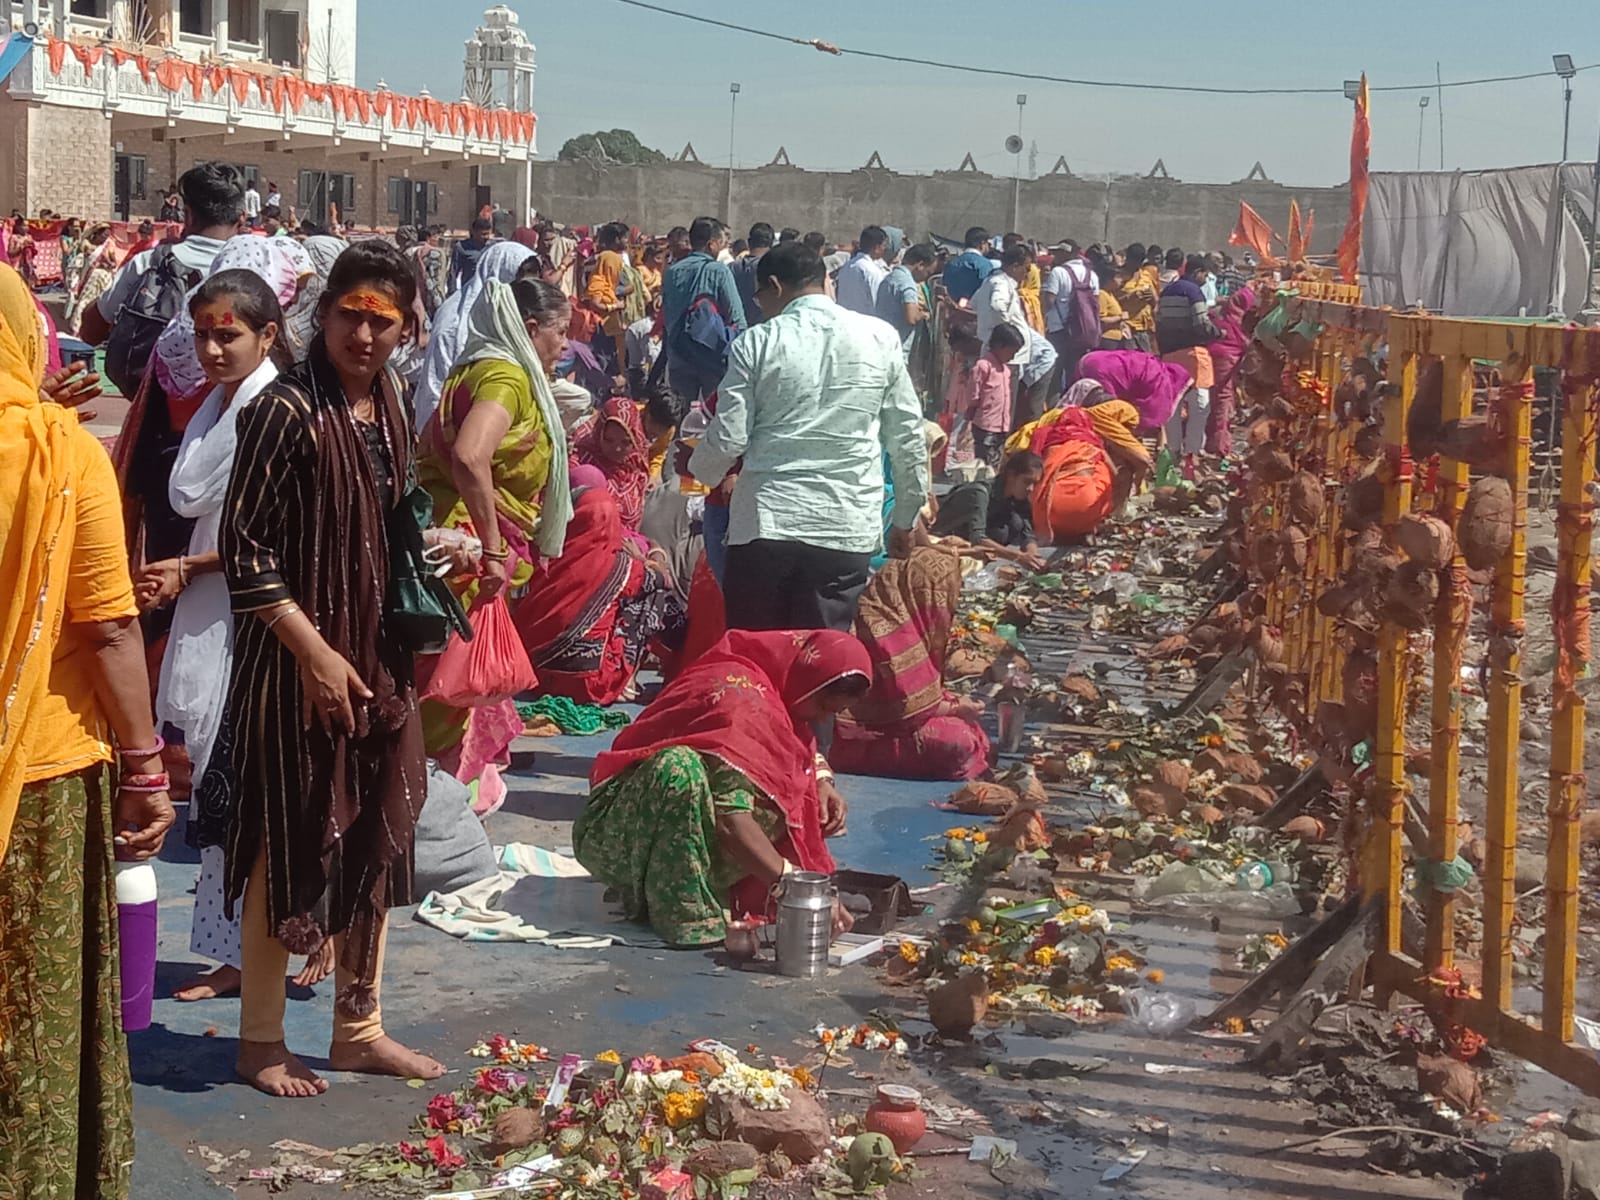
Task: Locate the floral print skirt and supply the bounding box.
[0,765,134,1200]
[572,746,780,948]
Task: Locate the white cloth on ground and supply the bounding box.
[414,843,616,947]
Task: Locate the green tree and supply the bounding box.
[557,129,667,166]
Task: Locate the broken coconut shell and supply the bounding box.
[1152,760,1192,795]
[1192,748,1265,783]
[1250,621,1285,664]
[1316,584,1362,618]
[490,1108,547,1155]
[1059,674,1101,704]
[1394,512,1456,569]
[1132,786,1184,820]
[1220,783,1277,814]
[944,781,1019,816]
[1280,815,1327,842]
[1458,476,1513,570]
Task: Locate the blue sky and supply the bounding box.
[357,1,1598,186]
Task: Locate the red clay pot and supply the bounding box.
[864,1084,926,1154]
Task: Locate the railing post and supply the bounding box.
[1543,373,1594,1040]
[1424,354,1473,972]
[1483,354,1532,1013]
[1370,345,1416,957]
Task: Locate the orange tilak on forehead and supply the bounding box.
[194,307,237,331]
[335,287,404,322]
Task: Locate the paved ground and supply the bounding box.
[130,693,1578,1199]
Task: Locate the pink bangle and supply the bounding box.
[118,784,171,794]
[121,772,170,789]
[118,735,165,760]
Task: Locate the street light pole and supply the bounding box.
[1416,95,1430,171]
[1012,93,1026,235]
[1551,55,1579,314]
[726,82,740,225]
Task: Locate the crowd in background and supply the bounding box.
[0,154,1278,1198]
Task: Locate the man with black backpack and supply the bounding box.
[79,160,245,367]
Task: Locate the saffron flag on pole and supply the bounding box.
[1228,201,1280,266]
[1337,74,1371,283]
[1287,199,1306,262]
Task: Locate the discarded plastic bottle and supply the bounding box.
[1154,447,1178,488]
[1236,861,1275,891]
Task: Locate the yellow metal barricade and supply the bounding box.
[1254,310,1600,1094]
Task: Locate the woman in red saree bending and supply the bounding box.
[830,546,990,780]
[514,467,684,704]
[575,630,866,946]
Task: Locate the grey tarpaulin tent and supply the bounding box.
[1359,164,1598,318]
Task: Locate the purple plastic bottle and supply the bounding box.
[115,863,158,1032]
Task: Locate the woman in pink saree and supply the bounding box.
[829,547,990,781]
[1076,348,1193,434]
[1204,286,1256,458]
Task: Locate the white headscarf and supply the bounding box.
[414,241,535,432]
[454,279,572,557]
[153,235,310,402]
[156,353,282,781]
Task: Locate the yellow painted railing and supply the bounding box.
[1251,302,1600,1095]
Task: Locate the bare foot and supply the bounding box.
[236,1040,328,1098]
[173,964,242,1002]
[292,940,335,988]
[329,1035,446,1080]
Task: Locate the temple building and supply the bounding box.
[0,1,537,227]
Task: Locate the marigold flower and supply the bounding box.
[1145,969,1165,984]
[1029,945,1059,967]
[971,831,988,844]
[661,1089,706,1129]
[899,942,923,963]
[1105,954,1137,973]
[595,1049,622,1065]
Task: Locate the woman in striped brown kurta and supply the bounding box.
[220,241,445,1097]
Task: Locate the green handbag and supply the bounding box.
[386,481,473,656]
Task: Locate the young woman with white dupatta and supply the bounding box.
[134,267,308,1002]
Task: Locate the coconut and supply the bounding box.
[1248,445,1295,482]
[1435,416,1504,471]
[1279,527,1310,571]
[1351,424,1385,461]
[927,972,990,1038]
[1131,786,1181,820]
[1253,534,1286,582]
[490,1108,546,1155]
[944,781,1018,816]
[1394,512,1456,569]
[1287,472,1325,526]
[1316,584,1361,618]
[1383,561,1440,630]
[1342,472,1385,530]
[1405,358,1445,457]
[1458,476,1514,570]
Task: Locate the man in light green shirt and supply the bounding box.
[689,242,929,633]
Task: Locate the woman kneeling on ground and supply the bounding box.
[830,546,991,781]
[575,630,865,947]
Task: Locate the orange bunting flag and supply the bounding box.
[1228,201,1280,267]
[1337,74,1371,283]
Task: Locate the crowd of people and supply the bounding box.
[0,155,1266,1195]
